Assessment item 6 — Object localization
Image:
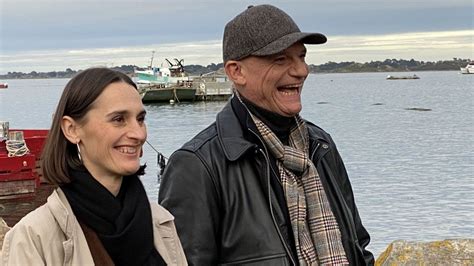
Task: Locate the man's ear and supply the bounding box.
[61,116,80,144]
[225,60,246,87]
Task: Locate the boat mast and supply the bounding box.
[150,51,155,68]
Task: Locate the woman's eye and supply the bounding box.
[112,116,125,123]
[137,115,146,123]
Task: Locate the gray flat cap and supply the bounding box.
[223,4,327,62]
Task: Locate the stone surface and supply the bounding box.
[0,217,10,249]
[376,239,474,266]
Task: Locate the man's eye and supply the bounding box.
[275,56,286,63]
[138,115,146,123]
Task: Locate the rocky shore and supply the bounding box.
[375,239,474,265]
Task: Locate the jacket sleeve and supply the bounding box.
[158,149,221,266]
[1,221,46,265]
[330,143,375,265]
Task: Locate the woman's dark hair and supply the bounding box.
[41,67,139,185]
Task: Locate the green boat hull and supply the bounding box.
[140,87,196,102]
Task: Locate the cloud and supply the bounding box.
[0,40,224,73]
[309,30,474,63]
[1,30,472,74]
[2,0,472,53]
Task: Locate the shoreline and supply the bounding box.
[0,69,465,80]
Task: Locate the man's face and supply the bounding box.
[238,42,309,117]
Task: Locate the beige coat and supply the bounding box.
[1,188,187,266]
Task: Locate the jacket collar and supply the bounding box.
[216,100,257,161]
[150,202,174,225]
[46,188,77,239]
[216,99,331,161]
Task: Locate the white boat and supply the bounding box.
[134,52,195,102]
[460,61,474,74]
[135,52,232,102]
[134,52,189,86]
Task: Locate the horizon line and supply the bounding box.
[1,57,472,75]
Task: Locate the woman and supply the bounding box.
[1,68,187,265]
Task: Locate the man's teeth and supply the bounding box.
[279,85,300,95]
[281,90,298,95]
[283,84,300,89]
[119,147,137,154]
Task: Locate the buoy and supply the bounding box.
[169,99,175,104]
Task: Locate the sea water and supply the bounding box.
[1,71,472,256]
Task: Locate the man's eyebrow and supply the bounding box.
[273,51,285,56]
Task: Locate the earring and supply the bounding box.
[76,142,82,162]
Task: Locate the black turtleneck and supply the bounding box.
[239,96,296,145]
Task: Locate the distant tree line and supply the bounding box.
[0,58,470,79]
[310,58,471,73]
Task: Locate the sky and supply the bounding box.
[0,0,473,74]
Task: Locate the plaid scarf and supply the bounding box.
[251,114,348,265]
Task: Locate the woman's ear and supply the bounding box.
[225,60,246,87]
[61,116,80,144]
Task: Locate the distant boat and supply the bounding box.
[386,74,420,80]
[135,52,232,103]
[460,61,474,74]
[139,81,196,103]
[134,51,189,86]
[135,52,196,103]
[0,82,8,89]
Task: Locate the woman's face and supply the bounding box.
[76,81,147,180]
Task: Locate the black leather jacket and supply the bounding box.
[159,101,374,265]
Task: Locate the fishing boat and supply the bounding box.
[0,82,8,89]
[135,52,196,102]
[460,61,474,74]
[139,80,196,103]
[135,52,234,103]
[386,74,420,80]
[134,51,190,86]
[0,123,48,199]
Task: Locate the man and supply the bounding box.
[159,4,374,265]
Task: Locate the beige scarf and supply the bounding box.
[251,113,348,265]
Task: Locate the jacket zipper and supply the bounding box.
[311,142,321,160]
[250,129,297,266]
